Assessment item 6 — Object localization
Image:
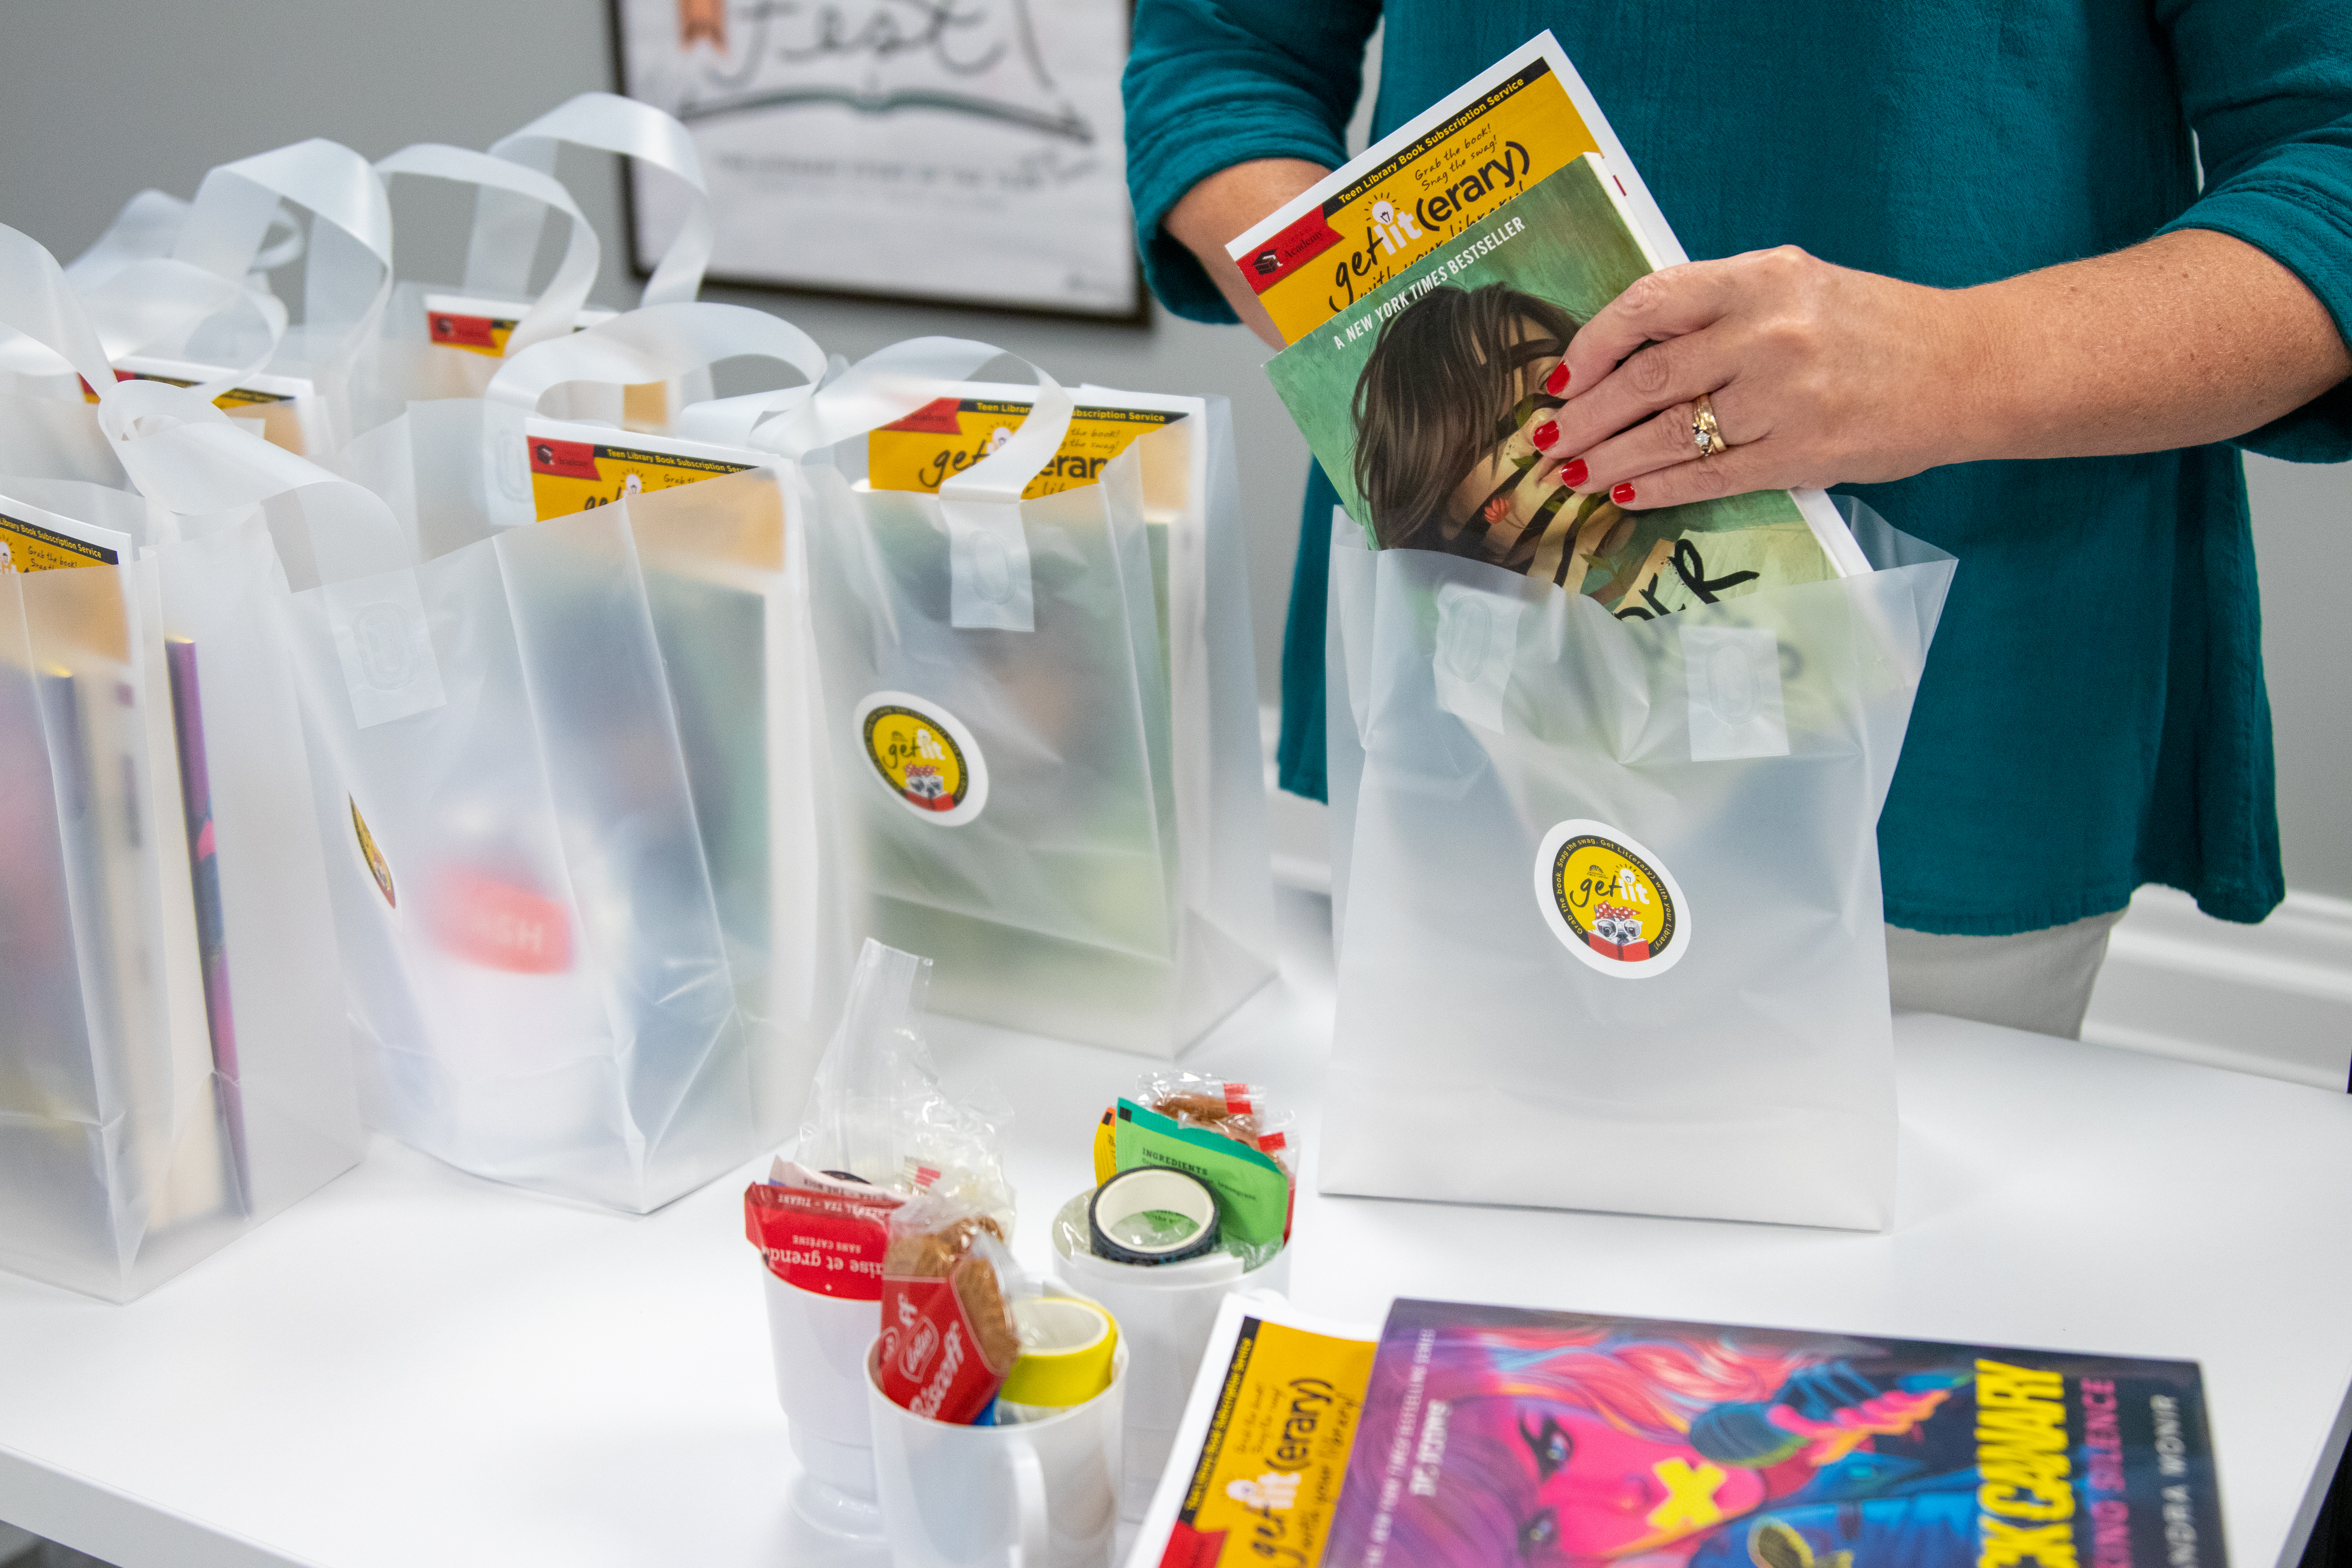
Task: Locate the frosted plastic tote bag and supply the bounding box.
[301,304,845,1196]
[490,299,854,1140]
[795,342,1276,1056]
[1322,503,1953,1230]
[0,232,362,1300]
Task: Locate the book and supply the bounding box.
[164,636,251,1212]
[521,421,759,518]
[1324,1300,2224,1568]
[0,496,129,573]
[1226,34,1683,347]
[1251,36,1865,611]
[82,355,324,456]
[421,291,617,358]
[1130,1293,1380,1568]
[865,390,1187,503]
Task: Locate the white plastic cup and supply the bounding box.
[764,1272,884,1536]
[864,1339,1128,1568]
[1051,1209,1290,1519]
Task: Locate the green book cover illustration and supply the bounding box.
[1265,153,1846,619]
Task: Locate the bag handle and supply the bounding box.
[374,143,599,357]
[0,223,123,396]
[468,93,712,310]
[685,334,1076,633]
[678,334,1000,456]
[934,356,1075,634]
[483,301,826,414]
[5,187,295,397]
[162,138,394,386]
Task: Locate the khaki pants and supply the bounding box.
[1885,909,2127,1040]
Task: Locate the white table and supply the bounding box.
[4,884,2349,1568]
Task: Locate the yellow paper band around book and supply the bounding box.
[1000,1297,1118,1408]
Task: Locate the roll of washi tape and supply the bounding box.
[998,1295,1118,1408]
[1089,1167,1221,1266]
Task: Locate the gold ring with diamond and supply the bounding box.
[1692,393,1728,458]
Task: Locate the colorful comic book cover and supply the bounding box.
[1264,153,1861,609]
[1325,1300,2224,1568]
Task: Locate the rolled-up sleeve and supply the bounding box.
[1123,0,1383,322]
[2156,0,2352,460]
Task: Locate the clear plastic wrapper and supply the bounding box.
[1136,1070,1293,1167]
[795,938,1014,1229]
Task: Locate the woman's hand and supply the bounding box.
[1453,374,1575,557]
[1532,229,2351,511]
[1530,245,1982,510]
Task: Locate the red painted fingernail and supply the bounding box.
[1612,482,1638,505]
[1544,363,1571,396]
[1531,420,1559,450]
[1563,458,1589,486]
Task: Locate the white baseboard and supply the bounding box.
[2082,886,2352,1091]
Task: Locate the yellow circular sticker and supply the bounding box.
[854,691,989,826]
[1533,820,1690,978]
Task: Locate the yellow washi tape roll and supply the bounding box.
[1000,1296,1118,1408]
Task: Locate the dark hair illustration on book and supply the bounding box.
[1352,282,1635,587]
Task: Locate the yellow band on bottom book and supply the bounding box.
[1131,1294,1377,1568]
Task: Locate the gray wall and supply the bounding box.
[2250,454,2352,899]
[3,2,2345,902]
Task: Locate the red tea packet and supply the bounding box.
[744,1170,902,1301]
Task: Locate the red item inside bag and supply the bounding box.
[744,1182,900,1301]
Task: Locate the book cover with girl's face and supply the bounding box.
[1267,156,1835,621]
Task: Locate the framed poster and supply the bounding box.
[610,0,1145,320]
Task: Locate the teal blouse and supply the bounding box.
[1125,0,2352,935]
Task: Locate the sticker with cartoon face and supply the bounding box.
[1534,819,1690,978]
[854,691,989,826]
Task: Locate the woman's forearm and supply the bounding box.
[1956,227,2350,463]
[1164,158,1331,350]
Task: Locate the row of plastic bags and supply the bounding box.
[0,96,1275,1300]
